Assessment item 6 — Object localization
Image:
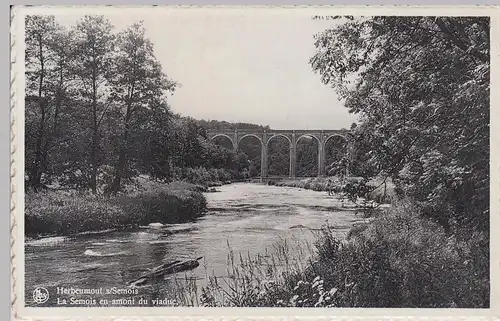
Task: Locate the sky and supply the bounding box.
[51,8,358,130]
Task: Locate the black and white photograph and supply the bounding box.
[13,6,493,313]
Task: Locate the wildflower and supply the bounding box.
[312,279,323,289]
[328,287,338,296]
[314,296,325,307]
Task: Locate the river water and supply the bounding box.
[25,183,365,307]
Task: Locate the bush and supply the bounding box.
[171,166,236,187]
[25,191,127,236]
[290,201,489,308]
[25,181,207,237]
[117,182,207,225]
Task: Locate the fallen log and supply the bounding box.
[128,257,203,287]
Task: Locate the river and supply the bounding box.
[25,183,366,307]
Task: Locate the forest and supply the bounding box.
[26,16,263,194]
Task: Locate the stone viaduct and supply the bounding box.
[207,129,353,179]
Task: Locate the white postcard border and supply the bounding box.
[11,5,500,320]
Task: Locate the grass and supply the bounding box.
[25,179,207,237]
[199,238,317,307]
[185,200,489,308]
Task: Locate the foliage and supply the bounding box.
[171,166,239,186]
[342,179,370,203]
[25,15,252,194]
[25,180,207,237]
[117,181,207,225]
[310,16,489,235]
[302,201,490,308]
[25,190,126,236]
[105,21,178,193]
[25,15,76,190]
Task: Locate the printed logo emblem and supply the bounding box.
[32,287,49,304]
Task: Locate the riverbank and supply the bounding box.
[198,199,489,308]
[171,166,244,190]
[266,176,396,204]
[25,179,207,237]
[186,179,488,308]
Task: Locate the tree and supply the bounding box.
[72,16,116,193]
[105,22,177,194]
[25,16,74,190]
[310,17,489,234]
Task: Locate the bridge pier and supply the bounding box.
[233,130,239,152]
[260,132,268,179]
[316,142,322,177]
[289,133,297,179]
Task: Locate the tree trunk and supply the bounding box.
[30,35,46,191]
[106,102,133,194]
[90,68,98,194]
[31,104,45,190]
[41,64,64,180]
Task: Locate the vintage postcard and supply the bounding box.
[10,5,499,320]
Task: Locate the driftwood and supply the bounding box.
[128,257,203,287]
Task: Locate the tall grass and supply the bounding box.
[194,200,489,308]
[25,180,207,237]
[194,237,321,307]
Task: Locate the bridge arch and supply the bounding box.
[266,134,291,177]
[210,134,235,150]
[238,134,263,146]
[295,134,320,177]
[237,134,263,178]
[325,134,347,144]
[266,133,291,147]
[324,134,348,177]
[297,134,320,145]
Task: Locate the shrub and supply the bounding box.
[171,166,236,187]
[25,181,207,237]
[299,201,489,308]
[25,191,127,236]
[118,182,207,225]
